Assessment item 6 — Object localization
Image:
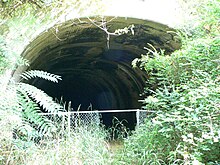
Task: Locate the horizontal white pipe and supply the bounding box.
[40,109,155,115]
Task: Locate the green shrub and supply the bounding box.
[115,121,172,165]
[141,81,220,164]
[131,0,220,164]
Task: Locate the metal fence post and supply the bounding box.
[62,113,65,137]
[68,102,71,137]
[136,109,140,128]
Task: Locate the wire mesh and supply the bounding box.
[69,112,101,127]
[138,110,149,125]
[40,109,151,130]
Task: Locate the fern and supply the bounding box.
[0,70,64,142]
[18,83,63,113]
[17,91,56,137]
[21,70,62,83]
[13,70,64,140]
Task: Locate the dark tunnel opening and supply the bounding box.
[14,17,180,130]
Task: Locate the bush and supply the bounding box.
[130,0,220,164]
[115,121,172,165]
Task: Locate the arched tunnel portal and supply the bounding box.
[14,17,180,129]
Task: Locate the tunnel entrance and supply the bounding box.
[14,17,180,129]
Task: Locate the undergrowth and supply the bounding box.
[1,125,112,165]
[128,0,220,164]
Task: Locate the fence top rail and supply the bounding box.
[40,109,155,115]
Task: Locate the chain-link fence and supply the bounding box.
[136,109,150,126]
[41,109,152,130]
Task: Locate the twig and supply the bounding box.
[51,28,66,41]
[87,17,119,49]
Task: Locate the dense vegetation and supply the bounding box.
[0,0,219,164]
[124,1,220,164]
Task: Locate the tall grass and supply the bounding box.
[1,125,113,165]
[113,122,168,165]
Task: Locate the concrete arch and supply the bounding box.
[14,17,181,128]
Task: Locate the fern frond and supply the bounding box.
[17,83,64,113]
[20,70,62,83]
[17,91,57,137]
